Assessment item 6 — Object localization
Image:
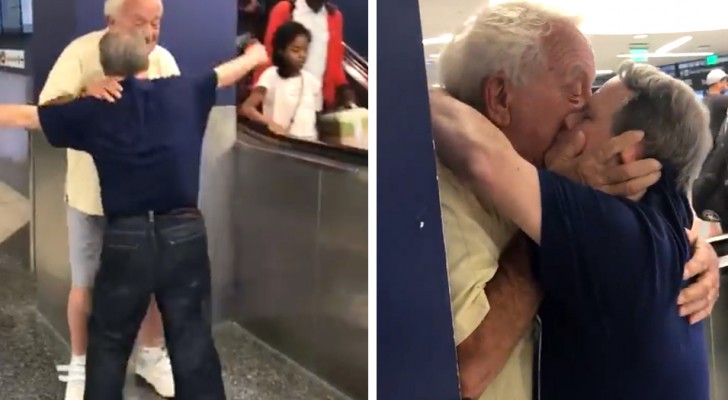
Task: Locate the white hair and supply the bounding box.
[439,1,581,109]
[104,0,163,17]
[611,61,712,191]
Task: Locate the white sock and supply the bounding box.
[139,346,164,361]
[70,355,86,366]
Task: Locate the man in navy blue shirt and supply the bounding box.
[0,30,268,399]
[431,61,713,400]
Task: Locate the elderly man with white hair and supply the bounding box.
[431,2,720,400]
[39,0,178,398]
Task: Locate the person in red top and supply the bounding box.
[255,0,351,110]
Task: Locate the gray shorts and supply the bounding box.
[66,206,107,288]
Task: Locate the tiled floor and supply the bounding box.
[0,253,349,400]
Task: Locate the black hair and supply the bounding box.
[272,21,312,78]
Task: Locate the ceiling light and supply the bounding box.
[617,52,714,59]
[633,34,648,39]
[430,54,440,59]
[596,70,613,75]
[422,34,453,46]
[655,36,693,54]
[432,84,441,88]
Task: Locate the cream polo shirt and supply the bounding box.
[437,160,536,400]
[38,29,181,216]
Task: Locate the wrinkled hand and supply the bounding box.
[429,89,511,179]
[545,129,663,200]
[267,122,286,136]
[245,43,269,67]
[678,230,720,324]
[83,78,123,103]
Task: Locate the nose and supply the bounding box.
[562,111,584,131]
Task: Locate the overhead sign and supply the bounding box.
[629,48,649,62]
[706,54,718,66]
[0,49,25,69]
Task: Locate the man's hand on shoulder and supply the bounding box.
[678,230,720,324]
[545,129,663,200]
[82,77,123,103]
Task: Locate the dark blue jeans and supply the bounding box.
[84,211,225,400]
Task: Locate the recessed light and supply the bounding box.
[655,36,693,54]
[633,34,648,39]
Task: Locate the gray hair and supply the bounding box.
[99,30,149,77]
[611,61,712,191]
[104,0,163,17]
[439,1,581,109]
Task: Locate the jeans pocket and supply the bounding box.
[96,231,144,293]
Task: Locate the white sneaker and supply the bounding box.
[135,347,175,398]
[57,356,86,400]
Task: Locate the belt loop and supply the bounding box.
[148,210,155,223]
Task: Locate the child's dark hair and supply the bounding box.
[272,21,312,78]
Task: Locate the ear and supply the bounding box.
[618,140,643,164]
[481,75,512,127]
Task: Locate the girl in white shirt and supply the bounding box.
[242,21,322,140]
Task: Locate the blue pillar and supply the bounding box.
[377,0,460,398]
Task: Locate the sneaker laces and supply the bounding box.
[56,363,85,383]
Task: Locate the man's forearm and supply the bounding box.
[430,91,543,242]
[457,255,542,398]
[214,54,259,89]
[0,105,40,130]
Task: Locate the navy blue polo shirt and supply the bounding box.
[532,167,709,400]
[37,71,218,218]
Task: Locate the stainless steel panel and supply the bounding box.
[0,71,31,265]
[199,106,238,323]
[315,169,368,399]
[707,272,728,400]
[31,131,71,339]
[232,146,321,369]
[231,137,368,399]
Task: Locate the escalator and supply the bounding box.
[231,42,368,399]
[345,43,368,108]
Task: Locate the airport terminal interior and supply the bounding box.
[0,0,367,399]
[417,0,728,399]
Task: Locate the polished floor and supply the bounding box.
[0,252,348,400]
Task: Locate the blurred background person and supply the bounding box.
[703,68,728,142]
[241,21,321,140]
[258,0,351,110]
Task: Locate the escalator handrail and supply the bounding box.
[345,56,367,81]
[344,43,367,69]
[345,59,368,89]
